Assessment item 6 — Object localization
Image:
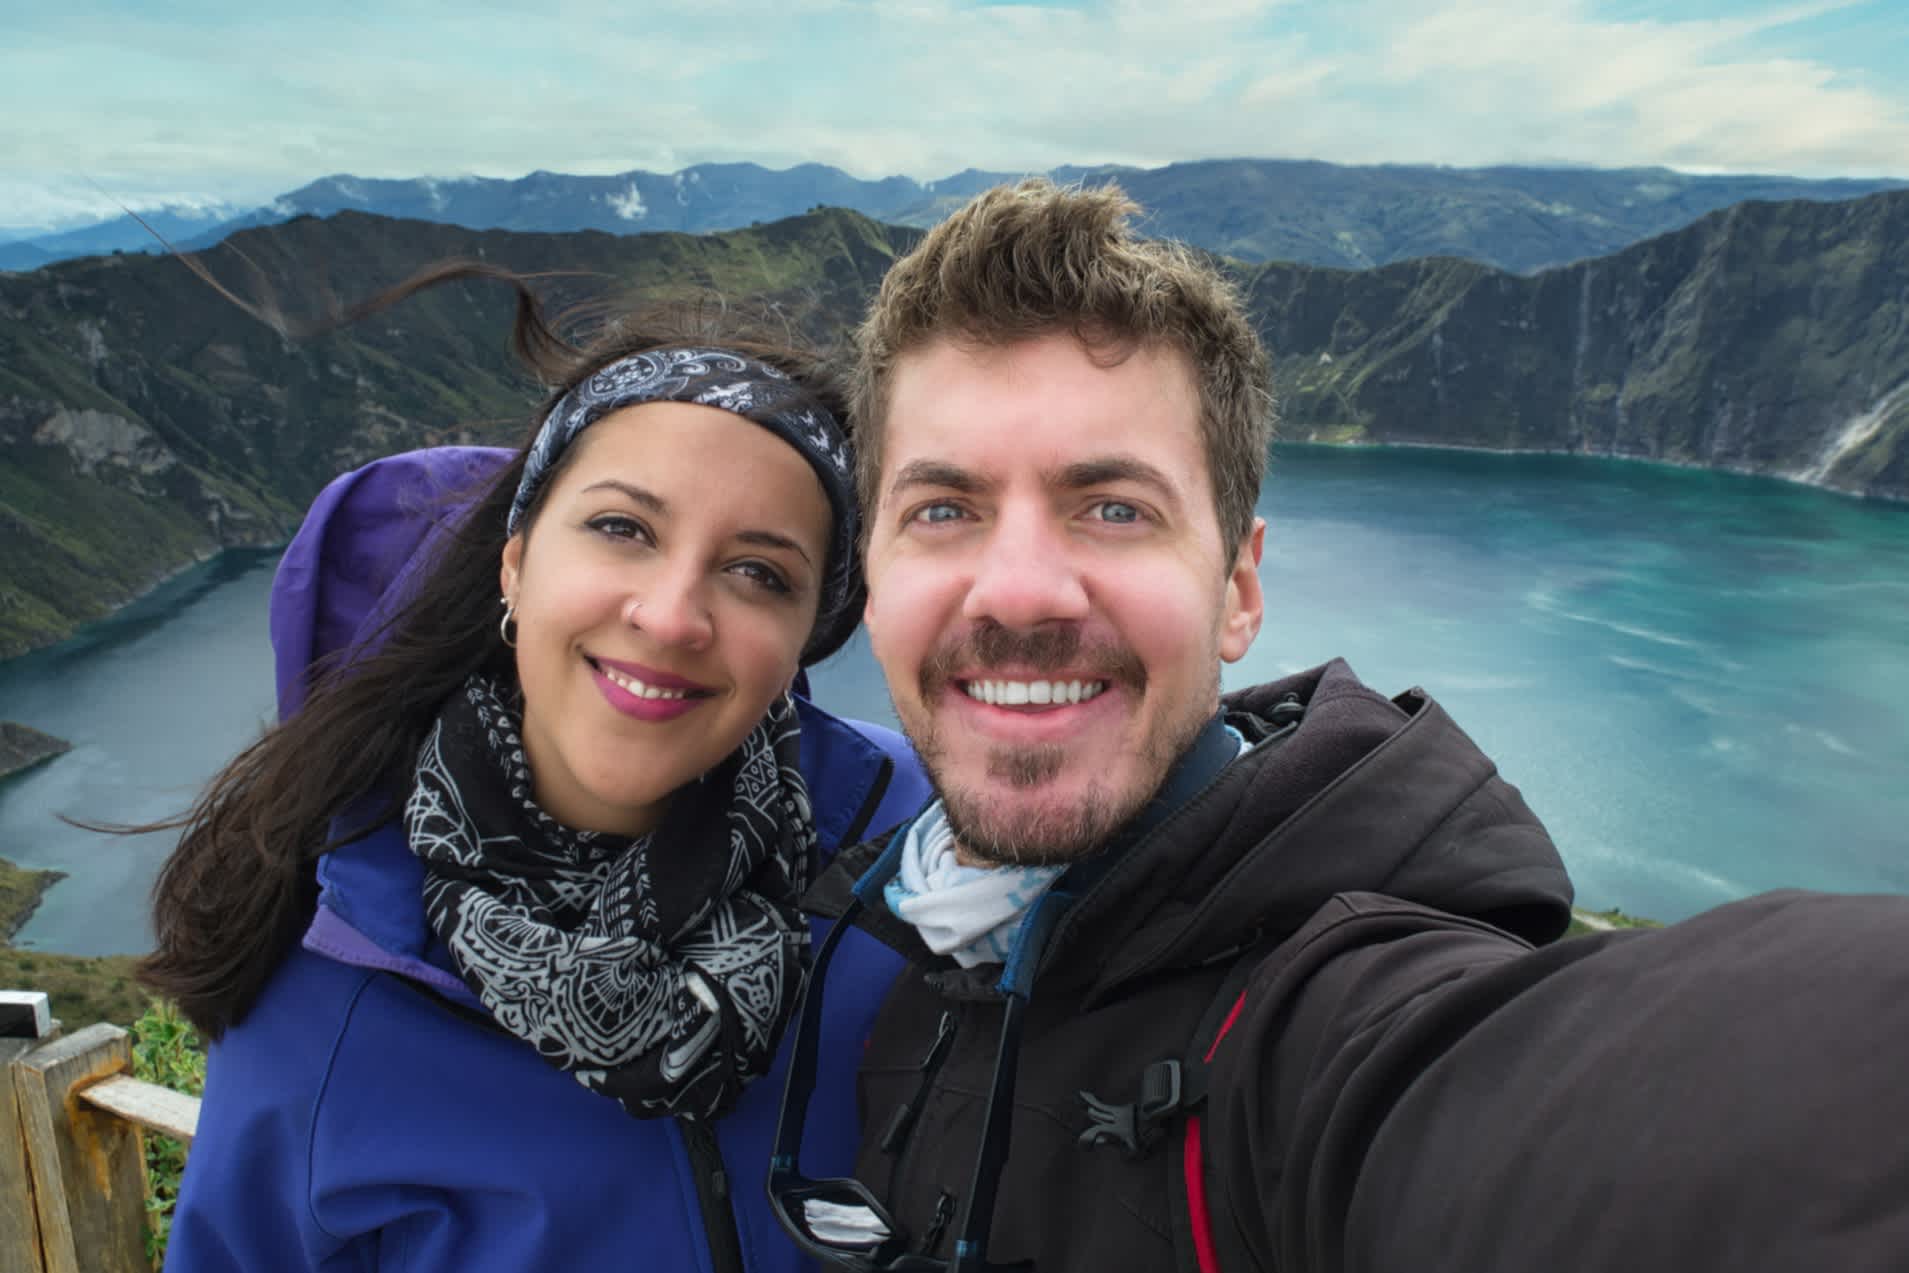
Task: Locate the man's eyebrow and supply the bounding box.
[888,460,988,496]
[580,479,666,512]
[1056,456,1180,497]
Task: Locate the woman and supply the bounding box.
[140,281,929,1272]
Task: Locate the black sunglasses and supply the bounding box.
[769,834,1057,1273]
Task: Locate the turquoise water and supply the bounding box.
[1221,446,1909,921]
[0,550,280,954]
[4,450,1906,952]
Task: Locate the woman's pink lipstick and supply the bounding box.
[587,655,715,722]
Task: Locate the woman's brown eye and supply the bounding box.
[588,515,648,542]
[731,561,793,595]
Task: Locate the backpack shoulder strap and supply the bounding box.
[1169,941,1278,1273]
[1071,938,1274,1271]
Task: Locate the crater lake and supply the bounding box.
[3,446,1906,954]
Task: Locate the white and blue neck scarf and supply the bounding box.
[884,803,1066,969]
[884,723,1255,968]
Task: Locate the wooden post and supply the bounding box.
[3,990,57,1273]
[2,1038,47,1273]
[10,1024,148,1273]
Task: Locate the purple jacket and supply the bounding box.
[166,448,931,1273]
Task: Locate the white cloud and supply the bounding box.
[607,181,647,221]
[1369,0,1909,174]
[2,0,1904,228]
[0,177,259,234]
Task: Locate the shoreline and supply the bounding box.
[1567,906,1660,936]
[0,855,68,944]
[0,540,288,666]
[0,721,73,782]
[1278,434,1908,506]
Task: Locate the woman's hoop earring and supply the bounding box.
[499,598,518,648]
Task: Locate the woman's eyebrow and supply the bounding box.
[735,529,814,567]
[580,478,666,512]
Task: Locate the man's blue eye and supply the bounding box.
[1096,501,1141,524]
[916,503,964,524]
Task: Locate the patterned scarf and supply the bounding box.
[406,675,814,1120]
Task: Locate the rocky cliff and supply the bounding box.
[1250,190,1909,496]
[2,192,1903,658]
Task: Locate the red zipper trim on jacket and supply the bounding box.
[1186,988,1250,1273]
[1203,991,1250,1064]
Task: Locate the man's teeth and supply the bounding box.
[601,666,692,700]
[962,679,1106,706]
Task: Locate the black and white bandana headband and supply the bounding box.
[508,347,858,660]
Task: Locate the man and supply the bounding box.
[770,180,1909,1272]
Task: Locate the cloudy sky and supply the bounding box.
[5,0,1906,234]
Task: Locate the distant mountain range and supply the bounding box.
[0,202,247,271]
[3,159,1901,276]
[2,189,1905,657]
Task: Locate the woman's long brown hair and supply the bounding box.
[135,263,850,1037]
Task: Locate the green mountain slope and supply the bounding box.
[2,193,1903,658]
[0,209,916,657]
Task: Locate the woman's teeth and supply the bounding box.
[600,665,692,700]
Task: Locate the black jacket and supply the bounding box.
[1210,888,1909,1272]
[806,660,1574,1270]
[810,657,1909,1271]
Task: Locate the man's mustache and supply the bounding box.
[920,621,1146,696]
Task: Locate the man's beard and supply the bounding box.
[902,621,1215,867]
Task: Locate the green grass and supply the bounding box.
[1565,906,1663,938]
[130,1000,204,1265]
[0,944,149,1027]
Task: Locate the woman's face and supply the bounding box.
[499,401,832,836]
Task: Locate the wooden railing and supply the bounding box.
[2,990,199,1273]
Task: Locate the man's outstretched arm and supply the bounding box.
[1204,889,1909,1273]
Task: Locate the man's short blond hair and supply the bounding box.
[852,178,1274,552]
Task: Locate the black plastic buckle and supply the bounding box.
[1077,1060,1185,1157]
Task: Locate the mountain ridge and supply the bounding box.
[1,191,1903,658]
[6,157,1901,276]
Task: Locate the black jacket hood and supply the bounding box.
[811,659,1574,1006]
[1056,659,1572,1003]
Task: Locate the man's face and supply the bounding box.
[863,331,1264,866]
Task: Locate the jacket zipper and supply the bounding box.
[676,1115,746,1273]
